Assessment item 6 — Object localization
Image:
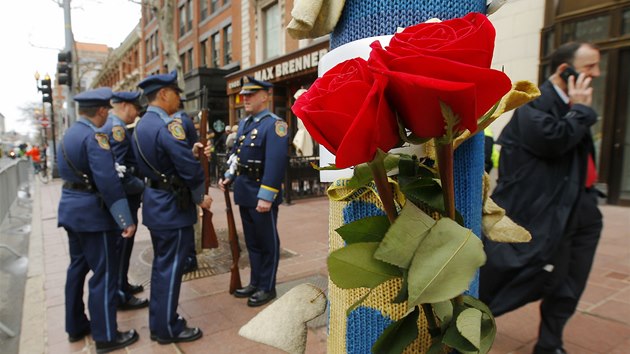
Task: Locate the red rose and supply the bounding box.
[368,12,512,138]
[291,58,399,168]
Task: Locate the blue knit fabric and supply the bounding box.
[330,0,487,49]
[346,307,394,354]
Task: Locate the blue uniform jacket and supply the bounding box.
[132,106,206,230]
[57,117,134,232]
[226,109,289,207]
[102,114,145,195]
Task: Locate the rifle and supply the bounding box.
[199,87,219,249]
[225,186,242,294]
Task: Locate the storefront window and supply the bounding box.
[623,9,630,35]
[263,2,280,60]
[561,15,610,43]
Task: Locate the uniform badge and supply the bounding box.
[168,121,186,140]
[95,133,111,150]
[275,121,288,137]
[112,126,126,142]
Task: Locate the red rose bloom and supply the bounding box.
[291,58,399,168]
[368,12,512,138]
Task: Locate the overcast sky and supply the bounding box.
[0,0,141,135]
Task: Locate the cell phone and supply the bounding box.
[560,66,580,83]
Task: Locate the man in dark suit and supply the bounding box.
[219,76,289,307]
[57,87,139,353]
[480,42,603,354]
[133,70,213,344]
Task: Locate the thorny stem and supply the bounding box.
[368,149,397,224]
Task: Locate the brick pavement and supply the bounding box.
[19,179,630,353]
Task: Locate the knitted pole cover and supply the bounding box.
[326,1,487,353]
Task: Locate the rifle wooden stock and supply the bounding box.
[225,187,242,294]
[199,108,219,249]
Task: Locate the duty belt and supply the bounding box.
[237,160,263,179]
[146,178,172,191]
[62,181,96,193]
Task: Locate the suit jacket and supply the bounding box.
[480,80,598,315]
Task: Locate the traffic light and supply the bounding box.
[40,75,53,104]
[57,50,72,86]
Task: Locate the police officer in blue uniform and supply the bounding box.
[57,87,139,353]
[133,70,212,343]
[173,107,200,274]
[220,76,289,307]
[101,91,149,310]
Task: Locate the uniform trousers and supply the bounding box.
[239,205,280,292]
[148,226,193,338]
[116,194,141,303]
[536,188,602,350]
[65,229,119,342]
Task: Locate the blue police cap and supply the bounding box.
[111,91,141,104]
[240,76,273,95]
[137,70,183,95]
[74,87,113,108]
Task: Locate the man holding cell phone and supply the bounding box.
[480,42,602,354]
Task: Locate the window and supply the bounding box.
[200,0,208,20]
[561,15,610,43]
[223,25,232,64]
[211,0,219,13]
[180,53,186,72]
[179,5,186,36]
[263,2,280,60]
[200,40,208,67]
[211,32,220,67]
[623,8,630,35]
[186,0,193,32]
[145,39,150,62]
[187,48,194,72]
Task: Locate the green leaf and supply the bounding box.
[476,101,501,129]
[462,296,496,354]
[328,242,401,289]
[346,153,400,189]
[437,101,461,144]
[392,269,408,304]
[407,218,487,306]
[400,178,445,212]
[371,307,420,354]
[456,308,482,350]
[442,320,478,353]
[310,162,339,171]
[426,341,447,354]
[431,301,454,331]
[336,216,390,244]
[374,203,436,269]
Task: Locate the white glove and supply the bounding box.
[114,162,127,178]
[226,153,237,176]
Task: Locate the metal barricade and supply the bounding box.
[0,159,30,223]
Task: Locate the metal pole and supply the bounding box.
[62,0,75,125]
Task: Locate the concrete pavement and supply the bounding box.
[16,178,630,353]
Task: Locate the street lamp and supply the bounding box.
[35,71,58,178]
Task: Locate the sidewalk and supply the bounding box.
[20,179,630,353]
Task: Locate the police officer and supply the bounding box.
[219,76,289,307]
[101,91,149,310]
[173,106,199,274]
[133,70,212,343]
[57,87,139,353]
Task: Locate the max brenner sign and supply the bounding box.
[228,47,329,91]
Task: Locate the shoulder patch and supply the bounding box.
[275,120,288,137]
[95,133,111,150]
[112,125,126,142]
[168,121,186,140]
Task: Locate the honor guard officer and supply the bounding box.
[102,91,149,311]
[219,76,289,307]
[133,70,212,344]
[57,87,139,353]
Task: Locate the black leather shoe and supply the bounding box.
[182,256,198,274]
[95,329,139,353]
[533,346,568,354]
[118,296,149,311]
[152,326,203,344]
[127,283,144,295]
[68,327,91,342]
[247,289,276,307]
[234,284,257,298]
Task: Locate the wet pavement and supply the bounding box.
[5,177,630,353]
